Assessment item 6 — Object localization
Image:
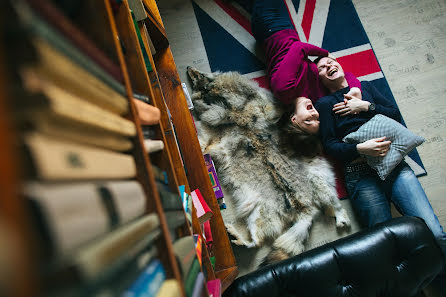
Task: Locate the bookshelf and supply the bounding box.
[0,0,237,296]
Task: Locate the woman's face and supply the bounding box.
[291,97,320,134]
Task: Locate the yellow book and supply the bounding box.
[31,115,133,152]
[155,279,182,297]
[21,66,136,137]
[23,132,136,180]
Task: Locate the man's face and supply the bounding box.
[316,57,345,88]
[291,97,320,134]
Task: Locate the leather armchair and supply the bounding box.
[223,216,444,297]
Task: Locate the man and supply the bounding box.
[314,56,446,294]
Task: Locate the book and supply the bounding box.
[156,182,183,211]
[203,221,213,249]
[24,0,124,83]
[14,1,127,98]
[182,83,194,110]
[155,279,181,297]
[20,66,136,137]
[193,235,203,268]
[152,165,168,185]
[184,258,201,297]
[128,0,148,22]
[24,181,147,256]
[133,99,160,125]
[204,154,224,199]
[191,272,205,297]
[132,12,153,73]
[207,279,221,297]
[164,210,187,241]
[191,189,213,224]
[31,38,129,115]
[23,132,137,180]
[26,114,133,152]
[120,258,166,297]
[172,236,197,281]
[144,139,165,153]
[76,213,160,280]
[87,244,159,297]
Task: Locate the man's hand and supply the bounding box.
[332,94,369,116]
[356,136,391,157]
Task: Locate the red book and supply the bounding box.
[207,279,221,297]
[191,189,213,224]
[203,220,213,249]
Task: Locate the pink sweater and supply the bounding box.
[264,29,360,104]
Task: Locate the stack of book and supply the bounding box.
[6,1,168,296]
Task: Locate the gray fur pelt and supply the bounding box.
[187,67,350,264]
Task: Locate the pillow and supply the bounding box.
[343,114,425,180]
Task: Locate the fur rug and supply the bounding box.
[187,67,350,264]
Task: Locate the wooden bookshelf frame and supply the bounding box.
[145,0,239,291]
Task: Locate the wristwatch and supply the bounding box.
[368,103,376,112]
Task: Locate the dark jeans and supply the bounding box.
[345,161,446,293]
[251,0,294,41]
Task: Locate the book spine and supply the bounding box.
[33,39,129,115]
[184,258,201,297]
[191,189,213,224]
[25,72,135,136]
[25,0,124,82]
[204,154,224,199]
[76,213,160,280]
[24,132,137,180]
[190,272,205,297]
[154,279,181,297]
[156,182,183,211]
[120,259,166,297]
[24,180,147,256]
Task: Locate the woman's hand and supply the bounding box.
[356,136,391,157]
[332,94,370,116]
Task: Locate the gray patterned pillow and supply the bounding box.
[343,114,425,180]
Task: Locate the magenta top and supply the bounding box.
[264,29,360,104]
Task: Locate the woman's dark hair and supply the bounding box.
[277,107,322,158]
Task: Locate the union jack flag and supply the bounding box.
[190,0,426,189]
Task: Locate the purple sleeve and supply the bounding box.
[270,42,328,104]
[300,42,329,57]
[345,72,361,90]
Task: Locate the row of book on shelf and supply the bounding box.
[4,0,223,296]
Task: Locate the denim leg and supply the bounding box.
[251,0,294,41]
[345,170,392,227]
[389,164,446,259]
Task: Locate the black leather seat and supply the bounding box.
[223,216,444,297]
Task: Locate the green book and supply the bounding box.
[184,257,201,297]
[131,11,153,73]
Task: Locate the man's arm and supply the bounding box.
[364,82,402,122]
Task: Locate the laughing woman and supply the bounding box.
[251,0,361,134]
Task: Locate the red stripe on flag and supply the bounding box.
[302,0,316,41]
[214,0,253,35]
[252,76,270,89]
[336,49,381,78]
